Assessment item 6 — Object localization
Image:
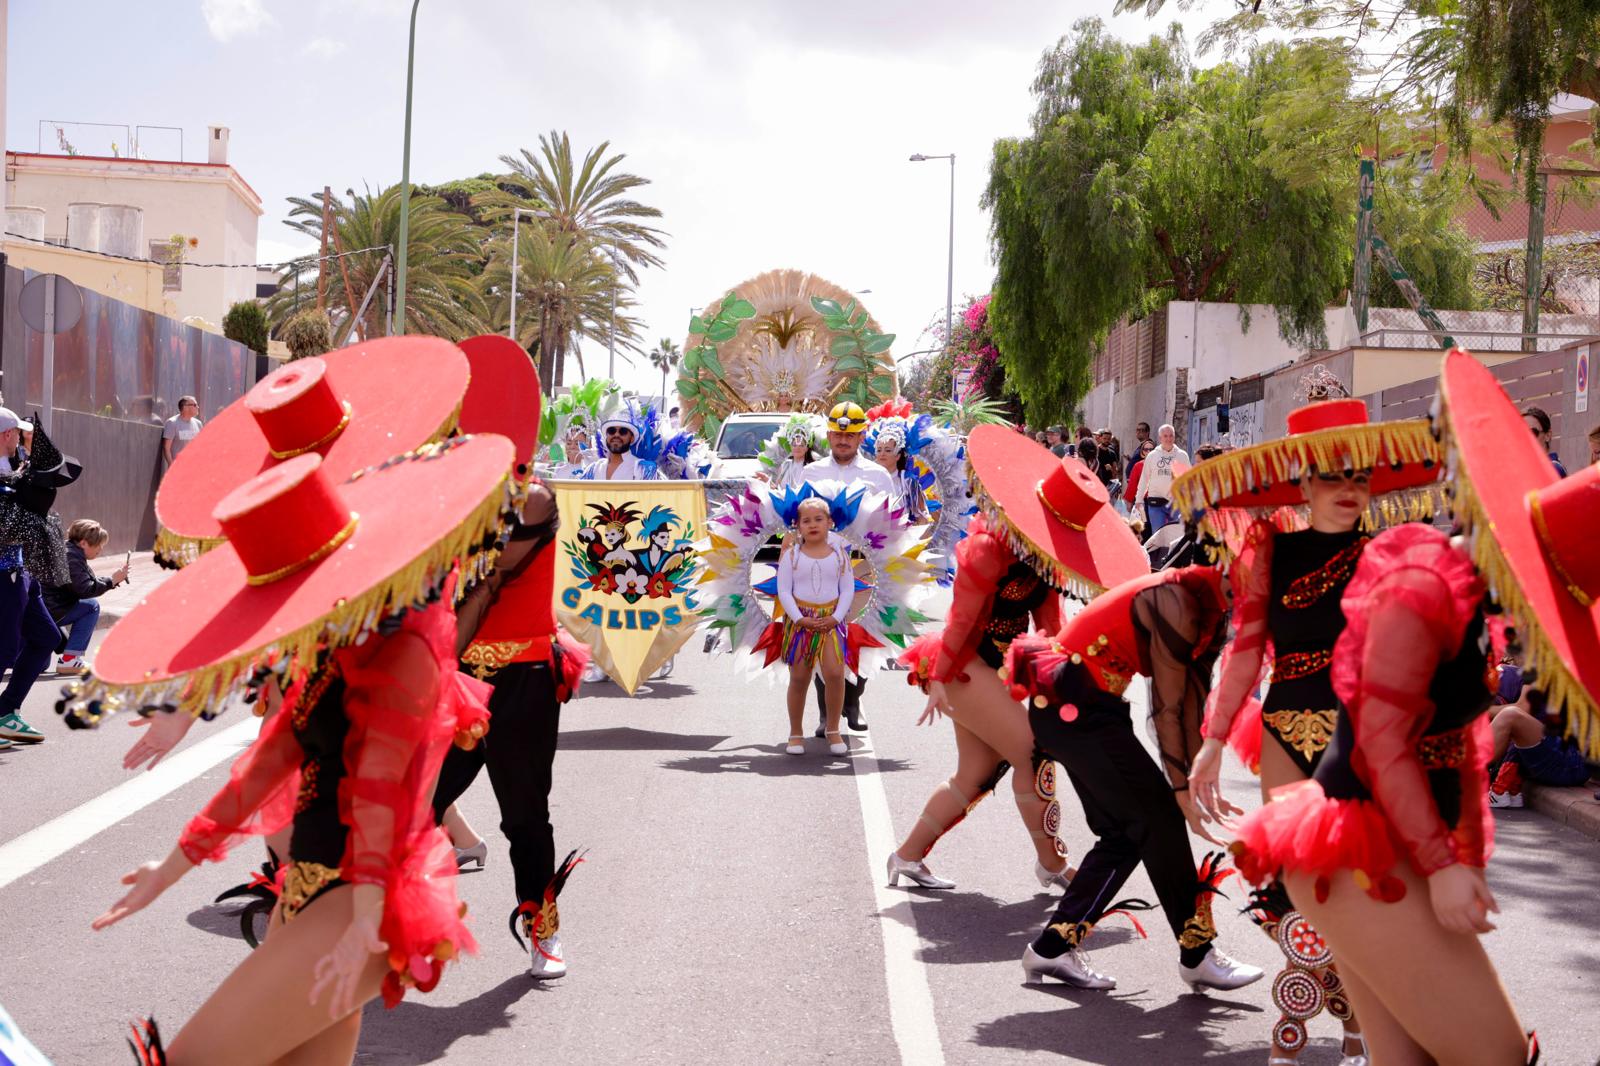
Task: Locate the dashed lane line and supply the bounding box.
[0,717,260,891]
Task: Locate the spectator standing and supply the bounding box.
[1521,405,1565,476]
[1133,423,1190,536]
[0,410,28,473]
[1094,429,1120,487]
[1123,438,1155,512]
[1046,426,1068,457]
[161,396,203,468]
[1127,421,1151,479]
[44,519,129,675]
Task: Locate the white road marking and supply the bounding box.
[848,741,948,1066]
[0,717,260,891]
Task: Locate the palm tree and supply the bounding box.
[268,184,489,342]
[648,338,681,412]
[478,222,642,391]
[475,131,667,284]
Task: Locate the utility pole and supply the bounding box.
[394,0,422,334]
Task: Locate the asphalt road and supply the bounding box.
[2,594,1599,1064]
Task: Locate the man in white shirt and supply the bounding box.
[161,396,203,468]
[1134,422,1191,537]
[582,414,653,481]
[799,401,889,735]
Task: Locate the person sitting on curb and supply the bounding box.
[1487,664,1591,808]
[44,519,130,676]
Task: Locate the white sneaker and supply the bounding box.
[581,662,605,685]
[1178,946,1263,991]
[529,931,567,980]
[1021,944,1116,989]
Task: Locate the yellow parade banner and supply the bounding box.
[548,479,706,695]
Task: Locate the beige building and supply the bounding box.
[4,126,262,328]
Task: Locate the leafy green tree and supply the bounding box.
[475,131,666,284]
[268,184,489,342]
[984,21,1474,423]
[478,222,640,390]
[222,300,269,353]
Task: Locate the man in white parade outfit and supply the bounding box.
[799,401,891,734]
[583,411,652,482]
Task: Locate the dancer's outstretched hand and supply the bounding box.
[310,886,387,1020]
[1174,790,1229,847]
[93,849,191,930]
[1428,864,1498,935]
[918,680,951,726]
[123,710,196,770]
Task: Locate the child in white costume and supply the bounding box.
[773,498,854,756]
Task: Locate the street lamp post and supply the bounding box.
[909,152,956,398]
[394,0,422,335]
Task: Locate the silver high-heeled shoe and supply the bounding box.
[1035,859,1075,891]
[1021,944,1115,989]
[886,852,955,889]
[454,840,488,869]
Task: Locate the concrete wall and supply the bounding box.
[4,152,262,329]
[1164,301,1360,394]
[46,408,163,553]
[1,239,174,316]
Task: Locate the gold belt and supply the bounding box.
[280,861,342,923]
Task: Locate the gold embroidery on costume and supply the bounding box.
[1271,649,1334,683]
[1178,904,1219,949]
[1084,637,1137,696]
[1416,728,1468,769]
[295,762,320,813]
[280,861,342,922]
[1047,919,1093,948]
[291,661,343,731]
[1281,538,1369,609]
[461,638,534,680]
[1261,709,1338,761]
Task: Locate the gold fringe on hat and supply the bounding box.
[151,400,464,569]
[1436,394,1600,760]
[61,438,522,727]
[967,459,1109,603]
[1195,486,1447,566]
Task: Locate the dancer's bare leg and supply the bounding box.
[944,663,1069,874]
[440,803,482,850]
[1255,737,1366,1060]
[817,640,845,739]
[786,658,815,740]
[1285,863,1525,1066]
[896,721,1003,860]
[165,885,388,1066]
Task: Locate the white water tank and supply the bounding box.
[98,204,144,258]
[208,125,230,165]
[66,202,105,252]
[5,206,46,242]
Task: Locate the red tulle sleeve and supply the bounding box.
[337,629,443,887]
[930,523,1009,683]
[1334,525,1486,875]
[178,702,304,866]
[1203,519,1274,744]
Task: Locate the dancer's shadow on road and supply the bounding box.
[357,973,542,1064]
[974,991,1266,1064]
[876,890,1137,966]
[559,726,731,752]
[659,740,913,778]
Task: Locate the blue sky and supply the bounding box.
[8,0,1178,393]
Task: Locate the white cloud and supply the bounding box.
[302,36,347,59]
[201,0,273,42]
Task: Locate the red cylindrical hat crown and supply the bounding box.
[244,357,349,459]
[1285,398,1369,436]
[215,453,356,585]
[1527,464,1600,606]
[1036,456,1109,531]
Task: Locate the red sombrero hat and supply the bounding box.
[966,424,1149,598]
[1170,398,1442,560]
[61,434,520,726]
[155,335,470,565]
[458,334,542,469]
[1439,347,1600,758]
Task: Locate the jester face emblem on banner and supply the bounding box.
[554,481,706,694]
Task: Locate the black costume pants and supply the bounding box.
[814,673,866,724]
[432,660,560,904]
[0,570,61,713]
[1029,700,1200,946]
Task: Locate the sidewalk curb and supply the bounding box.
[1527,780,1600,841]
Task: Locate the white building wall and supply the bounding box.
[4,154,262,328]
[1164,301,1359,393]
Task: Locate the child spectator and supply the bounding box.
[44,519,129,675]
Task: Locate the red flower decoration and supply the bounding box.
[588,571,618,595]
[646,571,675,598]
